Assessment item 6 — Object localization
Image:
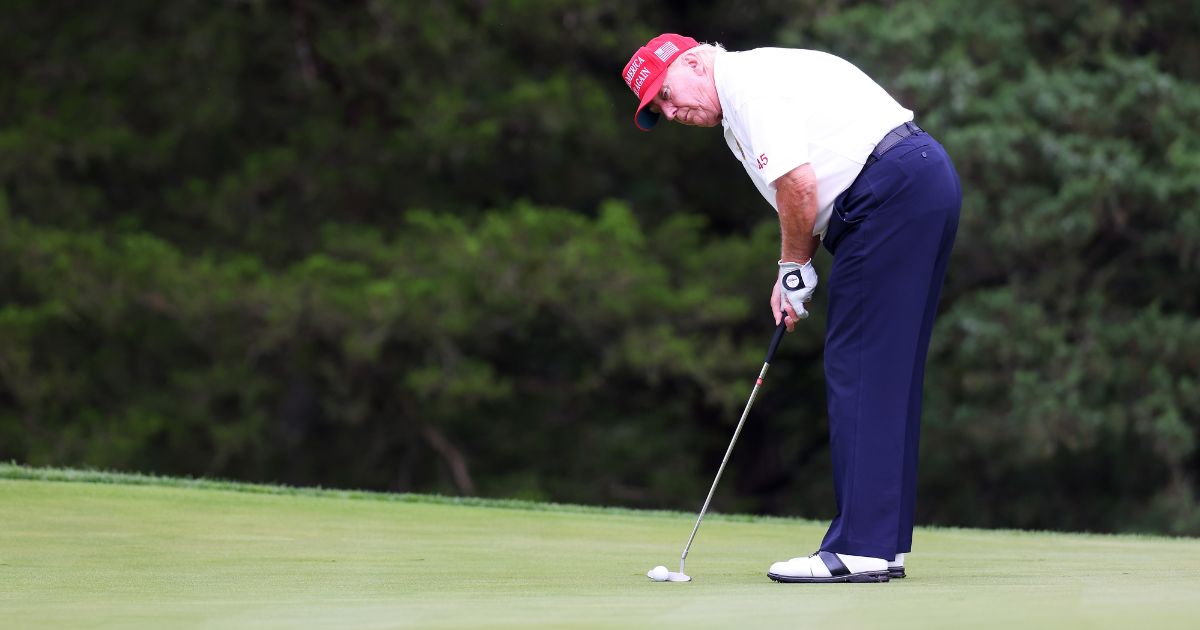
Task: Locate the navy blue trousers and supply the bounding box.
[817,132,961,560]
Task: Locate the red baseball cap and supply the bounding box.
[621,33,701,131]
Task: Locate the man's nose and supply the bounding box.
[661,103,677,120]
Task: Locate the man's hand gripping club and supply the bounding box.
[773,259,818,330]
[772,163,821,332]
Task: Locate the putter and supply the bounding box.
[671,318,788,582]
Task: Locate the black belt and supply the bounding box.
[863,121,923,168]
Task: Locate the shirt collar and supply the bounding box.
[713,50,731,129]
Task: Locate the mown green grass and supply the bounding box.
[2,465,1198,629]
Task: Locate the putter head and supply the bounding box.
[667,571,691,582]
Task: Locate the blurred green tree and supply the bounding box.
[1,0,1197,534]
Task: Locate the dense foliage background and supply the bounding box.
[3,0,1198,535]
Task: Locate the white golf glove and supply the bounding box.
[778,259,818,319]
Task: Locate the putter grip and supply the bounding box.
[765,319,787,364]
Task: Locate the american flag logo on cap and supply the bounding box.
[654,42,679,61]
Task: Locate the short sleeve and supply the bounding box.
[736,97,809,188]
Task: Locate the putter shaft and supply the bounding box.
[679,320,787,575]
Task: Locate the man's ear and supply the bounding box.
[685,52,705,75]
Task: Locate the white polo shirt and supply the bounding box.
[713,48,913,238]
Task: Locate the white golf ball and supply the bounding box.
[647,565,669,581]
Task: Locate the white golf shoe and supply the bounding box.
[767,551,890,583]
[889,553,906,579]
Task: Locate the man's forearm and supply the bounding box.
[776,164,820,263]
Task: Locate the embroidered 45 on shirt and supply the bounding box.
[755,153,769,170]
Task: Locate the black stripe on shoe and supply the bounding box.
[889,566,906,579]
[818,551,850,577]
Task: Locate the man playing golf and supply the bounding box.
[622,34,961,583]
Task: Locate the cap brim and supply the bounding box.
[633,74,666,131]
[636,108,660,131]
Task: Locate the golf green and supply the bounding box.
[2,466,1198,629]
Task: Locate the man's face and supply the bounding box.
[648,54,721,127]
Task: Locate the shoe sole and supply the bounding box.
[889,567,905,579]
[768,570,890,584]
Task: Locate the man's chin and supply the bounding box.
[677,117,720,128]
